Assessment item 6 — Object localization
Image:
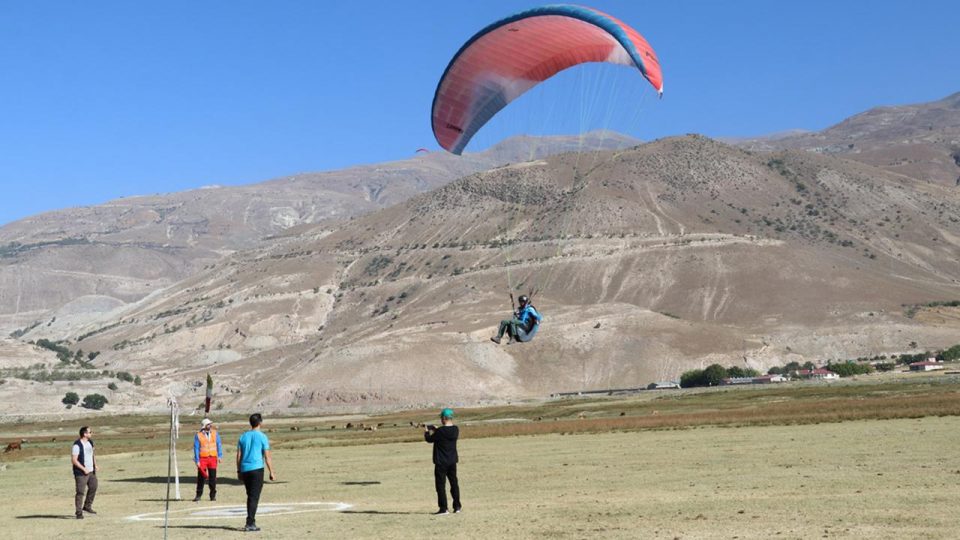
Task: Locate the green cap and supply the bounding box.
[441,408,454,418]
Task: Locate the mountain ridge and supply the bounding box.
[7,135,955,414]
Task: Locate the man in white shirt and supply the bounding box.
[70,426,98,519]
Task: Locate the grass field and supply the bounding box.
[3,377,960,539]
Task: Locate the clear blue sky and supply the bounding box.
[1,1,957,226]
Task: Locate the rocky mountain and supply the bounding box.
[12,135,957,415]
[735,92,960,187]
[0,132,639,332]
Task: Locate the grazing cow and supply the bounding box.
[4,441,22,453]
[345,422,354,429]
[363,425,377,432]
[290,426,300,431]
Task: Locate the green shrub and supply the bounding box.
[825,361,874,377]
[680,365,729,387]
[107,382,118,391]
[62,392,80,405]
[679,369,704,388]
[81,393,108,410]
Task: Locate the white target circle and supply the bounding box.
[126,501,352,521]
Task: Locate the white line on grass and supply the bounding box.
[126,501,353,521]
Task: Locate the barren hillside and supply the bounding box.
[12,136,957,414]
[736,91,960,187]
[0,133,638,331]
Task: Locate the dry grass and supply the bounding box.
[4,376,959,458]
[2,414,959,539]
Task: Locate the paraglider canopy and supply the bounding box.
[432,4,663,155]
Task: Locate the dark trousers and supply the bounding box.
[240,468,264,526]
[74,473,97,514]
[434,463,460,512]
[497,319,522,340]
[196,466,217,498]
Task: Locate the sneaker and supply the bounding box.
[83,507,97,514]
[192,496,201,502]
[244,524,261,532]
[490,336,501,344]
[454,507,462,513]
[433,509,451,515]
[76,512,84,520]
[210,496,217,502]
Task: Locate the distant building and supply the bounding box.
[647,382,681,390]
[797,368,839,380]
[722,374,788,385]
[720,377,754,385]
[909,361,944,372]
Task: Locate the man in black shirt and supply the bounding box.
[424,408,461,515]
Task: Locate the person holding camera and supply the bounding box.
[424,408,461,515]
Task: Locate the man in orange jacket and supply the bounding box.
[193,418,223,502]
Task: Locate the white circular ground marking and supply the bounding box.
[126,501,352,521]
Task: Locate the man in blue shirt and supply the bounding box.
[236,413,276,532]
[491,295,543,344]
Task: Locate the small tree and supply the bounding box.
[727,366,758,378]
[81,393,108,410]
[62,391,80,405]
[134,375,142,386]
[680,368,705,388]
[107,382,118,391]
[703,364,729,386]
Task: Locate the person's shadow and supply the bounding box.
[111,475,244,486]
[159,524,241,531]
[341,510,421,515]
[16,514,76,519]
[112,476,289,487]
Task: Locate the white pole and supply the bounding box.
[164,396,182,539]
[172,397,181,500]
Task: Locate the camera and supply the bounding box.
[426,424,437,431]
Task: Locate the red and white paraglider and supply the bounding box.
[432,4,663,155]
